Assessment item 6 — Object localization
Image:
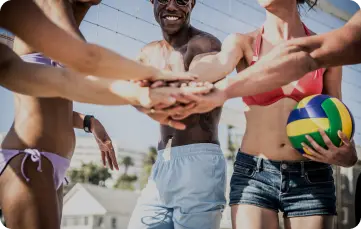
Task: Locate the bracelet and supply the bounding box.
[84,115,94,133]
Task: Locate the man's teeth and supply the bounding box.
[166,16,179,21]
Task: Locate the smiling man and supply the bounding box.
[127,0,227,229]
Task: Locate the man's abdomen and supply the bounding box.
[159,108,221,149]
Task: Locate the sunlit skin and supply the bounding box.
[149,1,357,229]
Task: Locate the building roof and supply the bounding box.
[64,183,140,215]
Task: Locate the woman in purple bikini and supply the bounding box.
[0,1,214,229]
[0,2,118,229]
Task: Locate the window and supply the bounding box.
[97,216,104,227]
[111,217,117,229]
[73,217,80,226]
[62,216,84,226]
[62,218,67,227]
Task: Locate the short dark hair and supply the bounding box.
[297,0,318,10]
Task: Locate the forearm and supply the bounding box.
[0,45,144,105]
[189,53,237,83]
[217,50,316,99]
[311,12,361,67]
[287,11,361,68]
[60,75,144,106]
[0,45,64,97]
[0,0,157,80]
[73,112,86,129]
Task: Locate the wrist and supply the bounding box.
[219,78,231,100]
[222,88,230,103]
[90,117,98,133]
[83,115,95,133]
[136,86,151,108]
[144,66,158,81]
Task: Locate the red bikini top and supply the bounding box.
[242,23,325,106]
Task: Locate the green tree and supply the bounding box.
[121,156,134,175]
[140,146,158,189]
[68,162,112,186]
[113,174,138,191]
[113,156,137,190]
[226,125,236,162]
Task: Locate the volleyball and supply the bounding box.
[286,94,355,155]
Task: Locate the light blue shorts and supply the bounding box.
[127,143,227,229]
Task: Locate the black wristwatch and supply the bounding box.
[83,115,94,133]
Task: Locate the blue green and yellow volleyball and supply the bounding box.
[286,94,354,155]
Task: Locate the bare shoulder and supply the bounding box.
[137,40,165,61]
[226,32,252,43]
[140,41,164,54]
[221,31,255,52]
[189,31,222,53]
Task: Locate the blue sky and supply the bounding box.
[329,0,360,14]
[0,0,360,152]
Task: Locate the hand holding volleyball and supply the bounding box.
[287,94,357,166]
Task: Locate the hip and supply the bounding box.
[1,126,75,159]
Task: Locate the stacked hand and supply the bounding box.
[132,78,228,130]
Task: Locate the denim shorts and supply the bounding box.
[229,151,336,217]
[128,143,226,229]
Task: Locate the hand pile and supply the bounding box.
[132,78,226,130]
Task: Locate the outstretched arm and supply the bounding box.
[0,43,200,108]
[174,44,319,114]
[0,0,195,82]
[290,10,361,68]
[222,10,361,98]
[188,33,247,83]
[169,11,361,116]
[0,43,134,103]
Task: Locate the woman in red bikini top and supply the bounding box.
[241,23,325,106]
[206,0,359,229]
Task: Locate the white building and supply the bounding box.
[62,183,140,229]
[62,183,234,229]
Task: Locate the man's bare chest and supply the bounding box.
[144,44,189,72]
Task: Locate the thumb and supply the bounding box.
[338,130,351,146]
